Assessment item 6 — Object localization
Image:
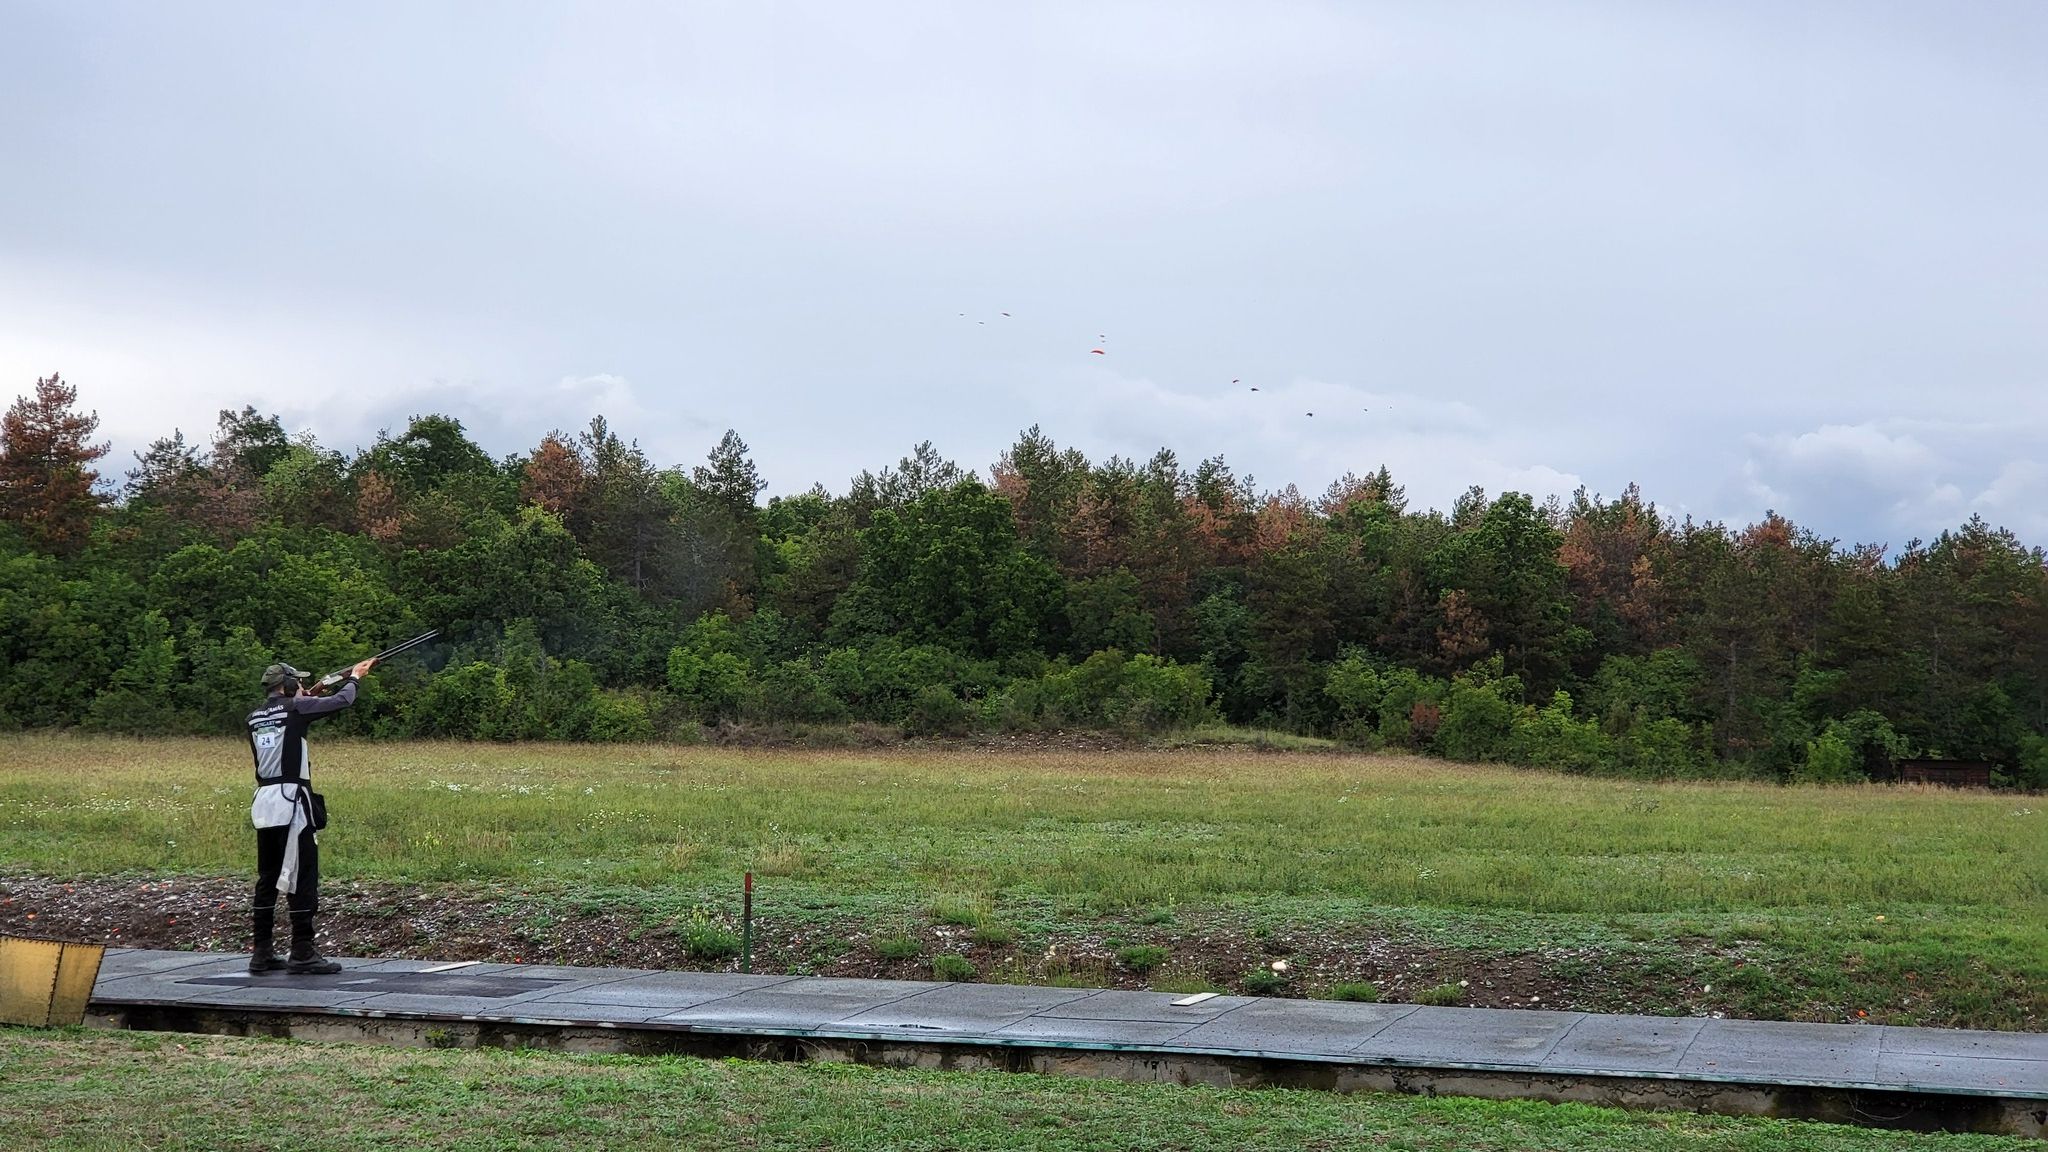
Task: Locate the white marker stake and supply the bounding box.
[418,960,482,974]
[1170,992,1221,1006]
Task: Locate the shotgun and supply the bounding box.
[307,630,440,695]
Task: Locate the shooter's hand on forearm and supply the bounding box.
[352,658,377,680]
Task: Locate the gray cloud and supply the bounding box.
[1739,418,2048,546]
[3,1,2045,542]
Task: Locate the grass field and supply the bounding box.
[2,1029,2038,1152]
[1,735,2043,1028]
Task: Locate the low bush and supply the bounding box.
[928,894,989,927]
[1434,659,1520,762]
[932,954,978,982]
[969,923,1018,947]
[873,933,921,961]
[586,688,655,742]
[747,658,848,724]
[1002,650,1215,733]
[680,912,742,962]
[1619,715,1707,777]
[1242,967,1287,994]
[1116,945,1168,973]
[2017,733,2048,791]
[665,615,752,723]
[904,685,972,737]
[1513,690,1614,774]
[1796,730,1859,785]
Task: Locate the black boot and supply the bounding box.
[286,911,342,975]
[249,904,284,973]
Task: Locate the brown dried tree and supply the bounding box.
[0,373,109,554]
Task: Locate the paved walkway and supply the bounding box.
[88,949,2048,1134]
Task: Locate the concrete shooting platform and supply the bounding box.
[86,949,2048,1139]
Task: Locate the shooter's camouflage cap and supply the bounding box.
[260,663,307,690]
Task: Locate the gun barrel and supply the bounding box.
[310,630,441,691]
[371,630,440,663]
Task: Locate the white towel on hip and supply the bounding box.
[250,782,316,894]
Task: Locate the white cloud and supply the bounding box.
[0,259,704,472]
[1764,423,1938,487]
[1742,418,2048,544]
[1022,364,1586,513]
[361,371,695,462]
[1973,459,2047,512]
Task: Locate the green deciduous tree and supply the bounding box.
[831,478,1060,662]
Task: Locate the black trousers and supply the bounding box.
[254,825,319,914]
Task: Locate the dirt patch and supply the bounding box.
[2,873,1745,1017]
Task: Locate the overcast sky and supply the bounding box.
[3,1,2044,548]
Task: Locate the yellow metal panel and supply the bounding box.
[50,943,106,1027]
[0,936,64,1028]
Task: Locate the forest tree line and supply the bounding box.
[3,373,2045,787]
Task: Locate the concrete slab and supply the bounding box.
[100,951,252,977]
[468,963,650,986]
[656,977,933,1030]
[489,1000,691,1026]
[1881,1026,2048,1063]
[1033,990,1255,1023]
[80,949,2048,1135]
[1544,1015,1710,1073]
[1354,1007,1584,1068]
[172,983,388,1011]
[995,1015,1201,1046]
[96,948,234,981]
[334,958,505,975]
[184,970,571,999]
[1165,999,1415,1057]
[533,971,794,1010]
[345,983,585,1018]
[1876,1053,2048,1096]
[838,982,1096,1035]
[1679,1019,1882,1084]
[91,957,305,1005]
[86,978,211,1006]
[534,971,788,1004]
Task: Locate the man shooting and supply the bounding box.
[245,656,376,974]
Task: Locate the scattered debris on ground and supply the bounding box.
[2,872,1769,1021]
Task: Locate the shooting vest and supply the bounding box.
[246,697,313,785]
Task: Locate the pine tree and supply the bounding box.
[692,429,766,529]
[124,430,208,507]
[579,417,671,594]
[0,373,109,554]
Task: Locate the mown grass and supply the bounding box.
[2,735,2043,1026]
[1,1029,2036,1152]
[4,736,2037,912]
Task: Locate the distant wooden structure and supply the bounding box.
[1896,759,1996,789]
